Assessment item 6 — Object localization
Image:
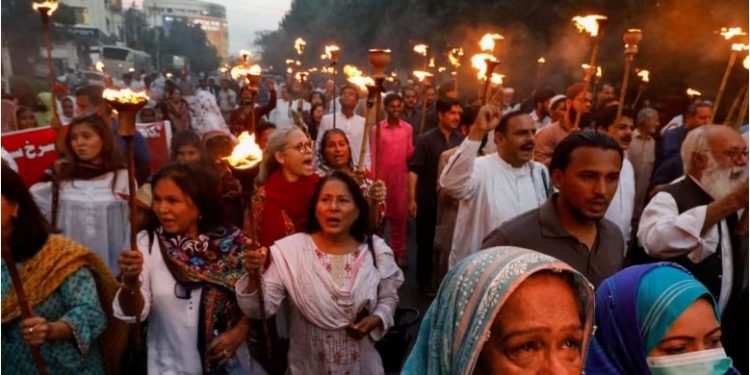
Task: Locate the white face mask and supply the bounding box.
[646,348,733,375]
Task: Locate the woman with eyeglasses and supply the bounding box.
[238,171,404,374]
[251,127,320,248]
[30,114,130,273]
[114,163,266,375]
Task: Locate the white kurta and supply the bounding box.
[604,158,636,247]
[316,112,370,169]
[113,231,265,375]
[30,170,129,273]
[268,99,310,129]
[440,138,550,268]
[235,233,404,375]
[637,180,734,312]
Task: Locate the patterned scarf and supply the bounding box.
[1,234,128,375]
[156,225,247,375]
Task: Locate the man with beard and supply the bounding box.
[534,94,570,166]
[595,106,636,244]
[483,131,625,286]
[529,87,556,131]
[638,125,748,368]
[409,98,464,291]
[401,87,422,145]
[441,109,552,267]
[228,79,276,136]
[594,83,616,111]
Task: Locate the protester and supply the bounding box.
[60,96,75,125]
[372,93,413,265]
[638,125,748,370]
[442,108,552,267]
[304,102,325,140]
[316,84,370,168]
[409,98,464,290]
[651,101,712,187]
[35,92,54,126]
[629,107,659,231]
[237,171,404,375]
[2,98,17,132]
[533,93,574,166]
[254,121,276,151]
[15,106,39,130]
[114,163,265,375]
[164,86,192,133]
[191,89,231,136]
[483,130,625,286]
[401,87,423,144]
[595,106,636,243]
[586,263,741,375]
[228,80,277,136]
[594,83,616,112]
[253,127,318,247]
[267,84,299,129]
[1,164,126,375]
[30,114,129,273]
[203,131,244,227]
[403,246,595,374]
[529,87,556,130]
[217,78,238,120]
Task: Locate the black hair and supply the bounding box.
[437,82,456,98]
[383,93,403,107]
[686,101,712,117]
[339,84,358,97]
[549,130,623,173]
[533,87,557,105]
[144,162,222,239]
[74,85,104,107]
[256,121,277,136]
[2,164,52,262]
[305,171,372,243]
[170,130,207,165]
[436,98,461,114]
[495,110,528,134]
[594,105,634,131]
[318,128,353,169]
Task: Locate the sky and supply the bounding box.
[210,0,292,53]
[131,0,292,53]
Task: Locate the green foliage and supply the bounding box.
[160,20,221,73]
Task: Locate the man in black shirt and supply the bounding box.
[408,98,463,292]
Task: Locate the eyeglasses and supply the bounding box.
[288,140,314,154]
[723,148,749,162]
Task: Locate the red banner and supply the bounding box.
[1,121,172,186]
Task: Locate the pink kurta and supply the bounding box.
[371,119,414,218]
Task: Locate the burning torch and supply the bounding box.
[711,27,748,123]
[449,47,464,93]
[631,69,650,110]
[473,33,504,105]
[617,29,643,121]
[230,52,262,134]
[413,70,434,135]
[322,44,341,128]
[572,14,608,128]
[33,0,59,120]
[368,49,391,179]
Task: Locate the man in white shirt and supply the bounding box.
[268,84,298,129]
[638,125,747,367]
[441,108,552,267]
[316,84,369,168]
[595,105,636,244]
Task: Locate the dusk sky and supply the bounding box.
[131,0,292,53]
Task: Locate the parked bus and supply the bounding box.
[99,45,152,78]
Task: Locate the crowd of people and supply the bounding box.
[0,60,747,375]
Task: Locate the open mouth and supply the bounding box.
[520,144,534,151]
[302,157,314,168]
[325,218,341,226]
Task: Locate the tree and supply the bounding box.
[161,21,221,73]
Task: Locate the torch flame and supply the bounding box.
[686,88,702,97]
[239,50,251,62]
[225,131,263,170]
[479,33,504,52]
[719,27,747,40]
[449,48,464,67]
[744,56,749,70]
[581,64,602,78]
[102,87,149,105]
[95,61,105,73]
[488,73,505,86]
[731,43,749,52]
[471,53,498,79]
[538,57,546,63]
[572,15,608,37]
[413,44,429,57]
[428,57,435,68]
[413,70,434,83]
[322,45,340,60]
[230,64,261,81]
[637,69,650,83]
[285,59,296,65]
[32,0,58,15]
[343,65,374,91]
[294,38,306,55]
[438,66,447,73]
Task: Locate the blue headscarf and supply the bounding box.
[586,262,725,374]
[402,247,595,375]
